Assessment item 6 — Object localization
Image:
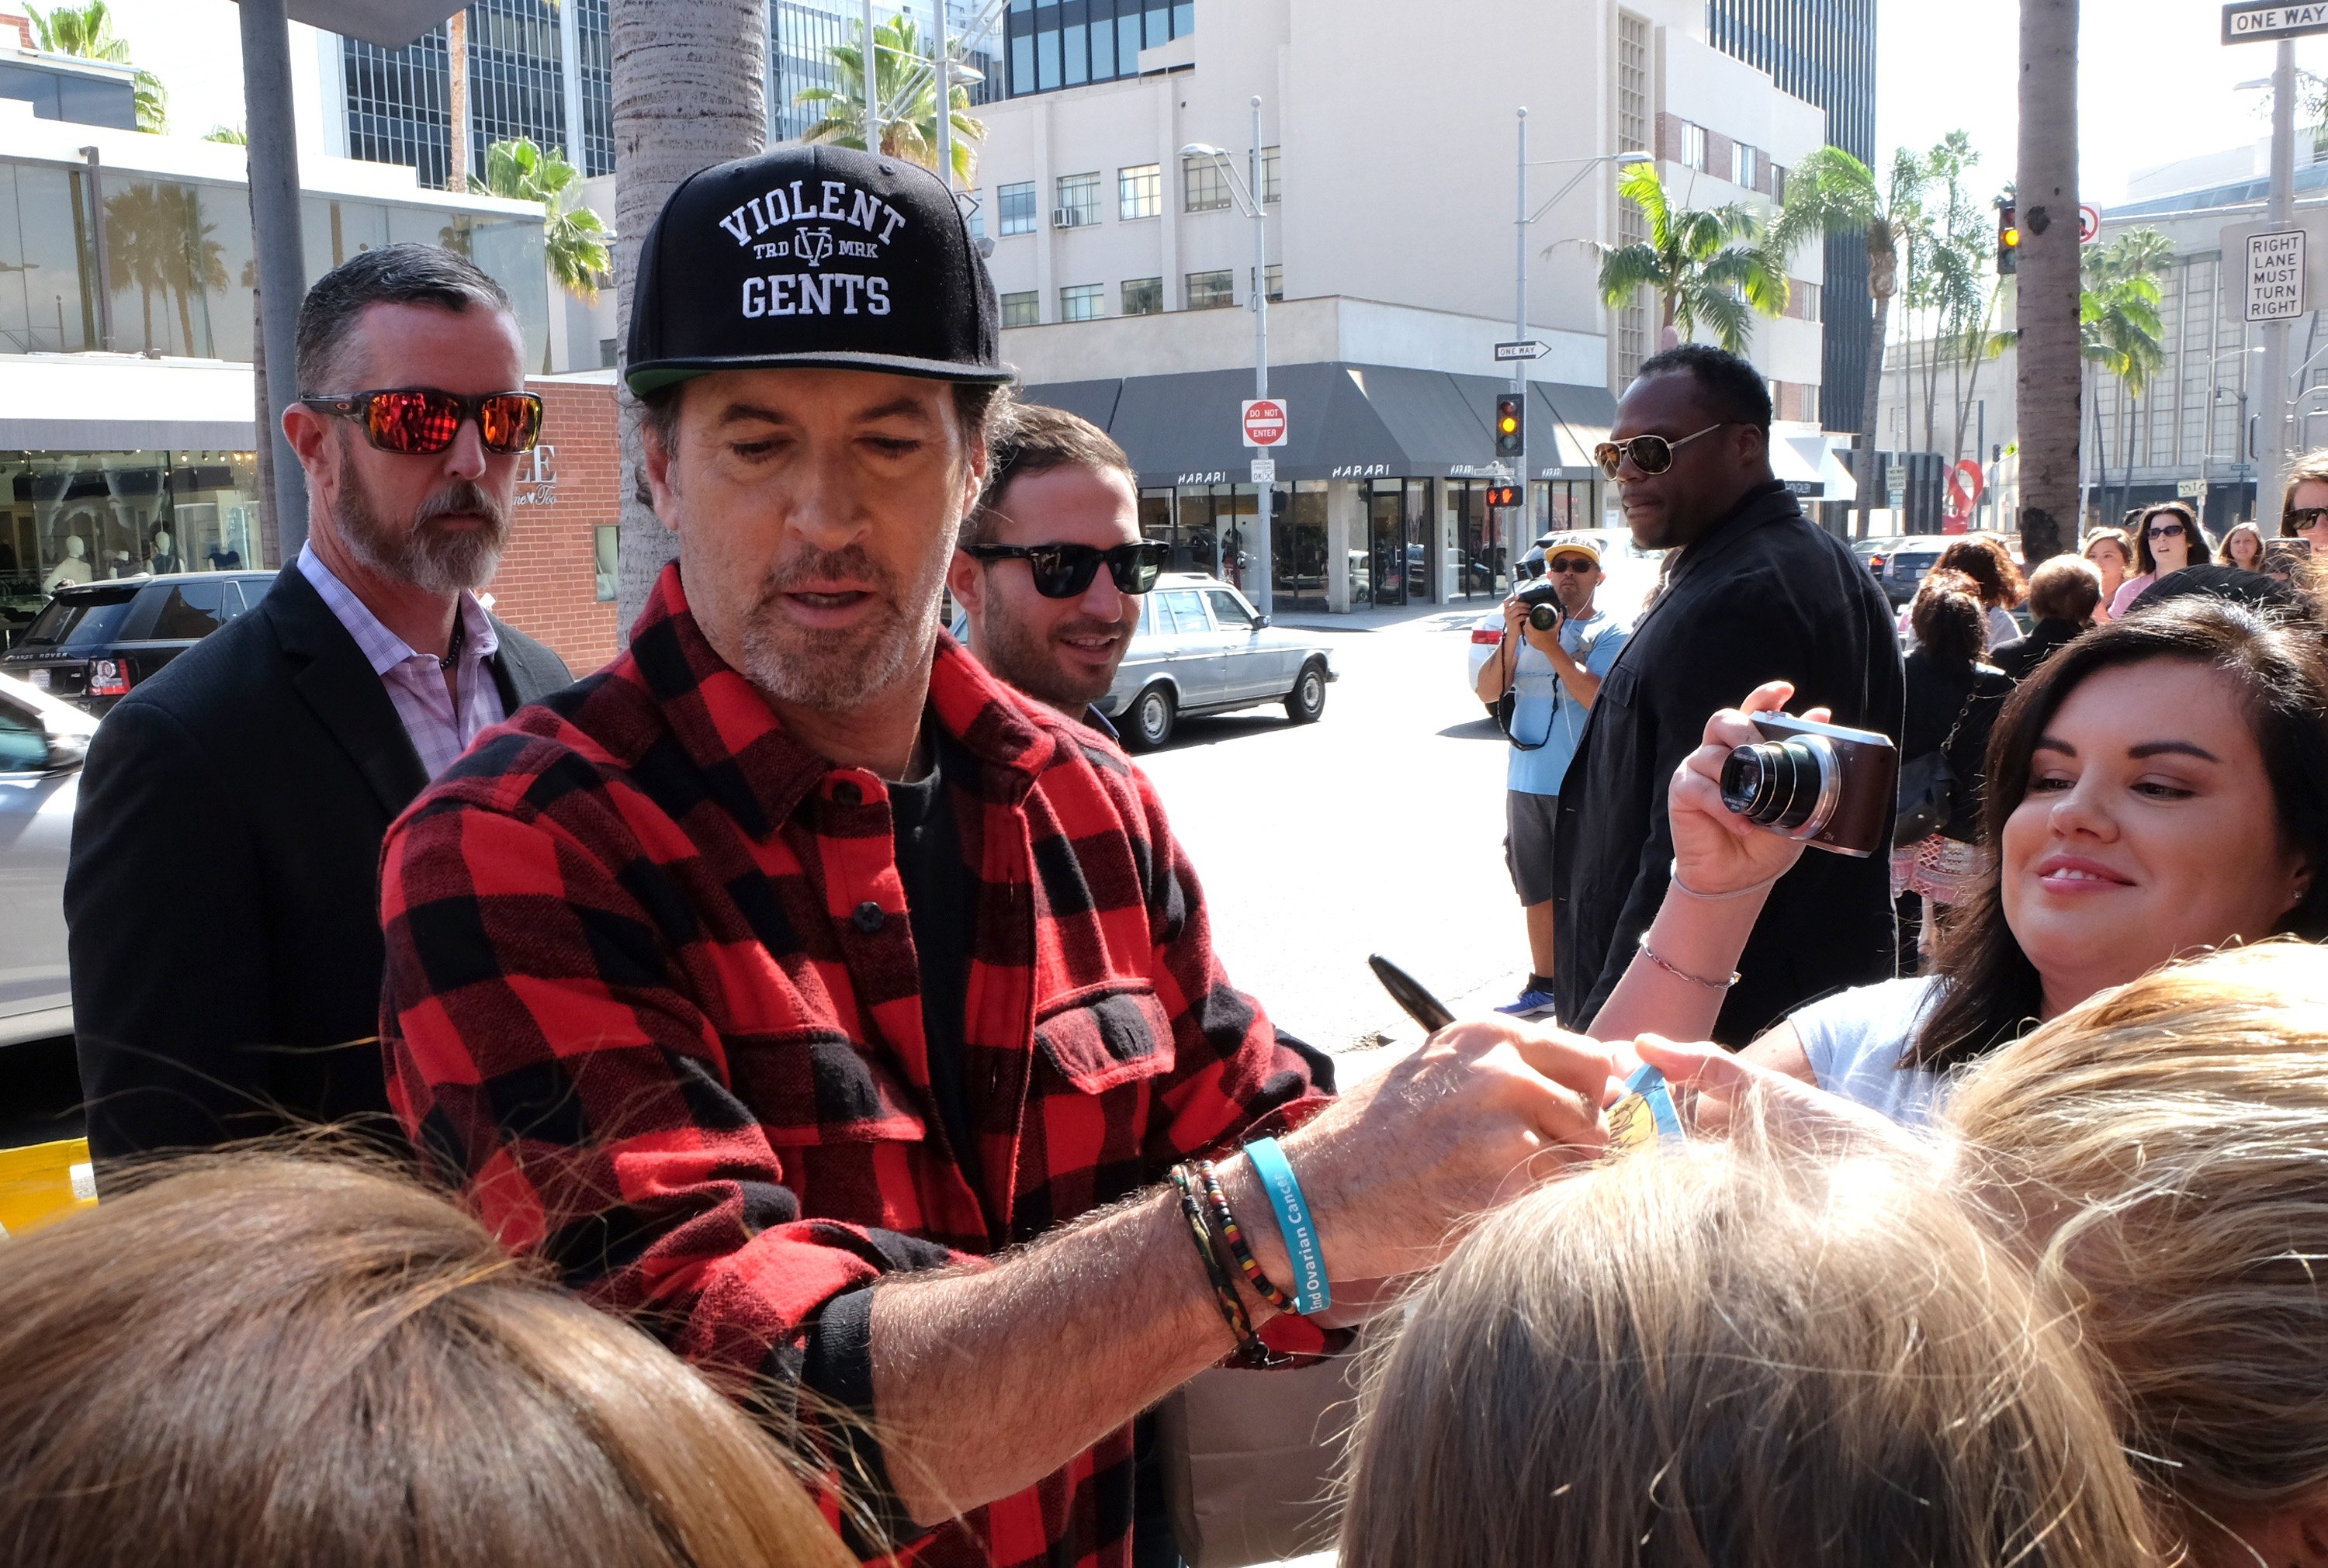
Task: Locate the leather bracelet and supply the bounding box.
[1196,1159,1296,1315]
[1637,933,1740,992]
[1668,858,1780,902]
[1168,1165,1283,1367]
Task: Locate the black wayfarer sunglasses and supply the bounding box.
[961,541,1168,598]
[1592,422,1730,479]
[302,387,545,455]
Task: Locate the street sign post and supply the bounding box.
[1249,458,1276,483]
[2247,228,2309,320]
[1241,398,1288,448]
[2222,2,2328,44]
[1492,339,1549,362]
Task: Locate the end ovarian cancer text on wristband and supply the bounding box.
[1244,1137,1329,1314]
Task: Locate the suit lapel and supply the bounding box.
[263,564,429,815]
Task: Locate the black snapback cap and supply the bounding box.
[625,143,1010,393]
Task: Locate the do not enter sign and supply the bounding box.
[1241,398,1288,448]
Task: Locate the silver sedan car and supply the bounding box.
[1097,573,1338,749]
[0,672,93,1047]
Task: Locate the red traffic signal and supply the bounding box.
[1997,204,2019,275]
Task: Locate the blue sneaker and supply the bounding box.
[1496,987,1557,1017]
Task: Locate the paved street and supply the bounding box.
[1137,597,1530,1057]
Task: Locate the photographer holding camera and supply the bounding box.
[1473,538,1630,1016]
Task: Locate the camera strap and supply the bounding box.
[1501,621,1577,753]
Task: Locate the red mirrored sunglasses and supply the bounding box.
[302,387,544,455]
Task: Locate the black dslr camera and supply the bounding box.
[1516,580,1564,632]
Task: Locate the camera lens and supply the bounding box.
[1719,736,1838,836]
[1528,602,1561,632]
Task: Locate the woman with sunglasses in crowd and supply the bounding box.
[2108,501,2205,617]
[2080,528,2133,623]
[1588,595,2328,1126]
[2219,518,2267,572]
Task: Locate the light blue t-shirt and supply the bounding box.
[1506,609,1630,796]
[1788,975,1949,1127]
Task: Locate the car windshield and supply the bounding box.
[17,588,139,649]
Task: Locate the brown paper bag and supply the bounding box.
[1154,1352,1363,1568]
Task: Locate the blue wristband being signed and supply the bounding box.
[1243,1136,1329,1315]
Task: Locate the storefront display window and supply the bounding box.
[1,448,264,635]
[1272,480,1327,612]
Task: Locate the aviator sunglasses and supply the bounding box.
[961,540,1169,598]
[1593,421,1730,479]
[301,387,546,455]
[2285,506,2328,531]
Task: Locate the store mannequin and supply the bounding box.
[46,535,92,592]
[147,528,181,576]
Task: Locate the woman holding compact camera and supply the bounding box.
[1589,595,2328,1124]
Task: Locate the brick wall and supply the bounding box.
[486,376,622,674]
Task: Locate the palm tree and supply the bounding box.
[1594,162,1788,357]
[2080,228,2171,527]
[102,182,173,352]
[797,15,986,188]
[1771,146,1934,537]
[471,137,613,372]
[609,0,767,634]
[25,2,165,132]
[2017,0,2081,563]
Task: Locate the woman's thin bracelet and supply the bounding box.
[1638,932,1740,992]
[1668,859,1780,902]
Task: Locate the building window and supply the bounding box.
[1122,276,1164,315]
[1186,269,1235,310]
[1119,162,1161,220]
[1000,290,1040,327]
[1006,0,1192,99]
[1616,11,1651,389]
[594,524,617,601]
[998,181,1037,235]
[598,337,618,369]
[1260,144,1281,204]
[1734,142,1759,189]
[1771,163,1787,204]
[1796,281,1822,323]
[965,199,984,239]
[1682,122,1709,171]
[1264,264,1283,302]
[1060,283,1105,321]
[1183,154,1231,213]
[1055,171,1101,227]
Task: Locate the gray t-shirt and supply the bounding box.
[1786,975,1948,1127]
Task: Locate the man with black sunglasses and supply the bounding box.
[948,402,1159,732]
[66,244,573,1161]
[1551,343,1903,1045]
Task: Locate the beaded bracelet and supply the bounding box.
[1168,1163,1282,1367]
[1194,1158,1296,1315]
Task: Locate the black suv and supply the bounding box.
[0,571,276,713]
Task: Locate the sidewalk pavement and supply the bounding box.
[1275,598,1495,636]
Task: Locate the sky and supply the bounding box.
[88,0,2328,211]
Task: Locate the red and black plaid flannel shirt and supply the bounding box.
[379,562,1332,1568]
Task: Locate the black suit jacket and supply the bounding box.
[67,562,573,1158]
[1990,618,2086,684]
[1550,482,1906,1045]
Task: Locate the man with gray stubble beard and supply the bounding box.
[65,243,573,1162]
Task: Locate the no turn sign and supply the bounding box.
[1241,398,1288,448]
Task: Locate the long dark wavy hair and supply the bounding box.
[1904,597,2328,1072]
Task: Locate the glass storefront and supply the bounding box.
[1531,479,1595,537]
[1448,480,1508,601]
[0,157,549,367]
[1270,480,1328,613]
[1,449,264,639]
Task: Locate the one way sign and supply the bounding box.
[2222,2,2328,43]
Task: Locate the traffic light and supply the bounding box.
[1494,394,1524,458]
[1997,204,2019,275]
[1484,483,1519,508]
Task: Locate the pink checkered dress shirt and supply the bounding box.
[296,545,505,781]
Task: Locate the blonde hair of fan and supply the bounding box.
[0,1151,857,1568]
[1337,1122,2159,1568]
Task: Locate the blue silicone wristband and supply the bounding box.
[1243,1137,1329,1315]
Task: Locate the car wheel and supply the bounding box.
[1128,684,1176,749]
[1284,659,1327,724]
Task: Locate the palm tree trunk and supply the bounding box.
[447,9,469,191]
[1856,280,1892,540]
[610,0,768,639]
[2017,0,2081,562]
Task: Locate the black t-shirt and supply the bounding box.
[888,728,979,1188]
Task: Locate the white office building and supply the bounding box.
[954,0,1833,611]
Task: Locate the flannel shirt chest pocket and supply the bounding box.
[1033,981,1177,1094]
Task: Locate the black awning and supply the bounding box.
[1017,361,1613,488]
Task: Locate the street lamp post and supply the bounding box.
[1184,96,1275,616]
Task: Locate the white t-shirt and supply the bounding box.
[1786,975,1949,1127]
